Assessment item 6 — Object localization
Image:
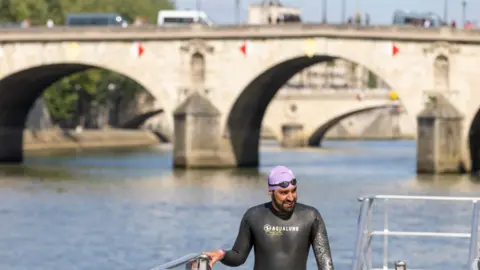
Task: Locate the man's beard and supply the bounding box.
[272,195,296,213]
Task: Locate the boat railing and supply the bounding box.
[148,253,211,270]
[352,195,480,270]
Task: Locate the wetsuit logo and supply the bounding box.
[263,224,299,236]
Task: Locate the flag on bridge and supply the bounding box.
[239,41,251,56]
[384,42,399,57]
[131,42,145,58]
[392,42,399,56]
[390,42,400,56]
[66,42,81,59]
[303,38,316,58]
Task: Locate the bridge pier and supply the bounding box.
[172,92,236,168]
[0,127,24,163]
[280,123,306,148]
[416,94,465,174]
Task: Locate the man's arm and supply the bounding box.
[310,209,334,270]
[220,211,253,267]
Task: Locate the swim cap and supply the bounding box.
[268,165,296,191]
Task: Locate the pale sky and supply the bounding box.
[173,0,476,25]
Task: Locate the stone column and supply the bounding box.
[280,123,306,148]
[416,93,464,174]
[173,92,235,168]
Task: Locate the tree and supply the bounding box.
[43,77,79,123]
[7,0,48,25]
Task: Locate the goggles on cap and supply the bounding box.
[268,178,297,188]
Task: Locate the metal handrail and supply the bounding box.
[148,253,211,270]
[352,195,480,270]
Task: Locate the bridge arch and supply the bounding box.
[119,108,164,129]
[468,109,480,173]
[118,108,171,142]
[307,104,395,147]
[0,62,167,162]
[226,54,399,166]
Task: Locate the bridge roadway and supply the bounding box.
[1,23,480,172]
[1,24,480,42]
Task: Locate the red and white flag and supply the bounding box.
[239,41,251,56]
[131,42,145,57]
[386,42,399,56]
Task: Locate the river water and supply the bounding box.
[0,140,479,270]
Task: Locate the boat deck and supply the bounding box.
[148,195,480,270]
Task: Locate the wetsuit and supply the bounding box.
[220,202,334,270]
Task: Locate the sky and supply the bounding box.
[173,0,477,25]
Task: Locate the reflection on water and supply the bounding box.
[0,140,479,270]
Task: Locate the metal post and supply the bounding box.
[235,0,240,24]
[197,254,211,270]
[395,261,406,270]
[352,198,370,270]
[443,0,448,23]
[468,201,480,267]
[462,0,467,26]
[383,199,389,269]
[322,0,327,24]
[366,200,374,269]
[341,0,346,24]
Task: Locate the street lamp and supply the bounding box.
[443,0,448,23]
[322,0,327,24]
[107,83,116,127]
[74,84,83,132]
[341,0,346,24]
[462,0,467,26]
[235,0,240,24]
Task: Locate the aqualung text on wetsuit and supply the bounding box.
[220,202,334,270]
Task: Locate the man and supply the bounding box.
[202,165,334,270]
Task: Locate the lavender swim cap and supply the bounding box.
[268,165,296,191]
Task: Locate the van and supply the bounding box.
[157,10,213,26]
[66,13,128,27]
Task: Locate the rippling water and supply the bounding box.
[0,140,479,270]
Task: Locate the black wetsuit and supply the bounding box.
[220,202,334,270]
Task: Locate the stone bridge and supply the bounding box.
[261,89,406,145]
[133,89,405,145]
[0,24,480,171]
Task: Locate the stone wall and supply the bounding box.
[25,98,54,130]
[23,129,160,151]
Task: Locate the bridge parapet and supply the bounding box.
[0,24,479,42]
[276,88,394,100]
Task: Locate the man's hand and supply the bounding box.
[202,249,225,268]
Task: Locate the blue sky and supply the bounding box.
[174,0,476,25]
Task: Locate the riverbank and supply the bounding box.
[259,134,416,141]
[324,134,416,140]
[23,128,160,152]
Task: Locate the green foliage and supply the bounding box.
[43,77,79,121]
[367,71,378,88]
[0,0,173,123]
[8,0,48,25]
[43,69,146,122]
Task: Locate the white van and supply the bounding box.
[157,10,214,26]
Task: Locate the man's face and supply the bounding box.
[270,186,297,213]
